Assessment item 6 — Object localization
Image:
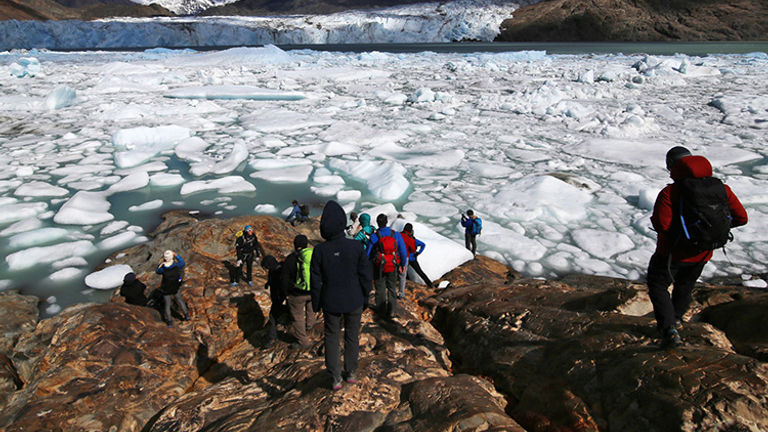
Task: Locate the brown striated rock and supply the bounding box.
[426,259,768,432]
[0,291,38,408]
[498,0,768,41]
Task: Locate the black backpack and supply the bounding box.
[300,204,310,217]
[676,176,732,251]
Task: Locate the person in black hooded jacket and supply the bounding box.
[310,200,373,390]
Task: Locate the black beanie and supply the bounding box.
[294,234,308,250]
[666,146,692,170]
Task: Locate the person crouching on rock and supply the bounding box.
[120,272,148,306]
[156,249,190,327]
[311,200,373,390]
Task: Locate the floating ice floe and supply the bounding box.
[46,85,76,110]
[165,85,305,101]
[8,227,72,250]
[48,267,83,281]
[250,165,314,184]
[150,173,185,187]
[180,176,256,195]
[6,240,95,270]
[328,159,409,201]
[0,202,49,224]
[128,200,163,212]
[9,57,42,77]
[572,229,636,260]
[85,264,133,290]
[112,125,193,168]
[14,181,69,197]
[241,109,333,133]
[54,191,113,225]
[488,175,593,223]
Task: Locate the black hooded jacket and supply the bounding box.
[310,201,373,314]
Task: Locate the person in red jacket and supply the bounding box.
[647,146,748,348]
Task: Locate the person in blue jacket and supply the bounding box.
[460,209,481,257]
[366,213,407,319]
[310,200,373,390]
[285,200,309,226]
[399,223,434,296]
[155,249,190,326]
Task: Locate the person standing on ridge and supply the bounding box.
[366,213,407,319]
[282,235,315,348]
[460,209,482,257]
[234,225,260,287]
[399,223,434,295]
[261,255,286,346]
[647,146,747,348]
[156,249,190,326]
[310,200,373,390]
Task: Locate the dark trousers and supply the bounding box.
[323,308,362,380]
[163,292,189,323]
[646,253,706,333]
[237,254,254,283]
[374,270,398,317]
[287,294,315,346]
[267,291,286,341]
[465,233,477,255]
[409,258,433,288]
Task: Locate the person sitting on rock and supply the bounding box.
[282,235,316,348]
[311,200,373,390]
[156,250,190,326]
[285,200,309,226]
[120,272,148,306]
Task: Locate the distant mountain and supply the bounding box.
[200,0,435,16]
[497,0,768,41]
[0,0,174,20]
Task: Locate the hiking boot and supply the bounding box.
[248,281,253,287]
[344,372,357,384]
[331,377,343,391]
[230,282,238,287]
[673,319,683,331]
[660,328,682,349]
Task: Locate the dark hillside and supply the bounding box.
[0,0,174,20]
[498,0,768,41]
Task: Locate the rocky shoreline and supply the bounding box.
[1,212,766,431]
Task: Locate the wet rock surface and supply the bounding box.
[0,213,765,431]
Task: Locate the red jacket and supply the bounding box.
[651,155,748,262]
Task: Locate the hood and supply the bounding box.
[320,200,347,240]
[358,213,371,228]
[671,155,713,181]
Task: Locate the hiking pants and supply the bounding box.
[646,253,706,334]
[267,291,286,342]
[374,270,398,317]
[409,258,433,288]
[163,292,188,323]
[398,261,409,298]
[239,254,254,283]
[287,294,315,346]
[323,308,362,381]
[465,233,477,256]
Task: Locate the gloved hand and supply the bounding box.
[236,260,243,267]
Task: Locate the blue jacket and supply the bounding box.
[286,204,301,220]
[461,216,479,235]
[156,254,185,294]
[409,237,425,263]
[310,201,373,314]
[366,226,407,267]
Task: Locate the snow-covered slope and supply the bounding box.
[0,0,527,50]
[131,0,237,15]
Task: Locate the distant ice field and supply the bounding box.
[1,45,767,316]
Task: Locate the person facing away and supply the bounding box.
[282,234,316,348]
[460,209,482,257]
[155,249,190,326]
[366,213,408,319]
[399,223,434,294]
[647,146,747,348]
[353,213,374,249]
[120,272,148,306]
[261,255,286,346]
[310,200,373,390]
[233,224,260,287]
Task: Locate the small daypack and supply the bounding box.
[300,204,310,217]
[676,176,732,251]
[472,218,483,235]
[400,231,416,257]
[374,229,400,273]
[295,248,313,291]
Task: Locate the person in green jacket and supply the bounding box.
[353,213,374,249]
[282,235,315,348]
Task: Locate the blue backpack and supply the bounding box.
[472,218,482,235]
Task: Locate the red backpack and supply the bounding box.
[400,231,416,260]
[374,229,400,273]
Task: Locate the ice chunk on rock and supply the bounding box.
[85,264,133,290]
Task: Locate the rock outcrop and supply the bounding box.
[0,0,174,21]
[0,212,766,431]
[498,0,768,41]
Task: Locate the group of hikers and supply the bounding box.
[119,146,749,388]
